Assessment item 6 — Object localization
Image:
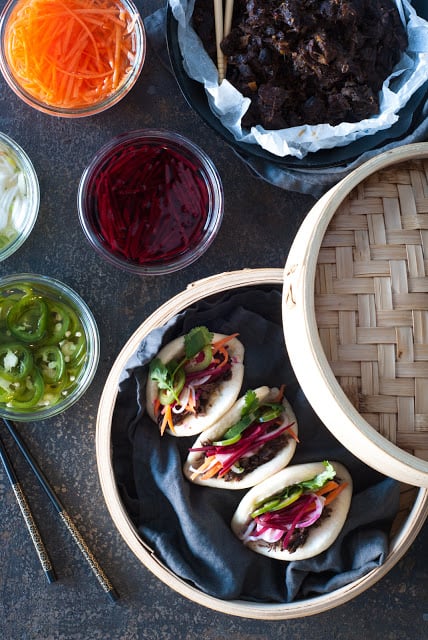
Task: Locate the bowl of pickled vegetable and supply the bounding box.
[0,274,99,421]
[0,132,39,261]
[0,0,146,117]
[77,129,224,275]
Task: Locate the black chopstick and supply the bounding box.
[0,432,56,584]
[2,419,119,603]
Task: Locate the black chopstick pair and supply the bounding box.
[0,418,119,603]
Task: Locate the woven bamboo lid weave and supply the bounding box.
[284,143,428,488]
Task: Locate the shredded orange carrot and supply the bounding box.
[185,391,196,415]
[315,480,339,497]
[211,333,239,352]
[323,481,349,506]
[190,456,216,480]
[160,404,174,436]
[274,384,286,402]
[153,396,161,418]
[4,0,139,110]
[212,344,229,368]
[286,423,300,443]
[200,460,223,480]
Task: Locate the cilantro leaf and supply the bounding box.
[220,390,285,442]
[148,357,173,391]
[149,357,185,404]
[184,326,213,359]
[242,389,259,416]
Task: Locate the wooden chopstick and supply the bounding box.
[224,0,234,38]
[0,433,56,584]
[213,0,226,82]
[2,419,119,603]
[214,0,234,82]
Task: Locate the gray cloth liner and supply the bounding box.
[111,287,400,603]
[144,6,428,197]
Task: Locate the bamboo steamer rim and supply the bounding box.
[96,267,428,619]
[283,142,428,489]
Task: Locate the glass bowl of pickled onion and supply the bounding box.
[0,132,39,262]
[0,0,146,117]
[0,273,100,421]
[77,129,224,275]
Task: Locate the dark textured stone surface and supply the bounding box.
[0,1,427,638]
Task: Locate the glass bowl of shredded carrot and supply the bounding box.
[0,132,39,261]
[0,0,146,117]
[77,129,224,275]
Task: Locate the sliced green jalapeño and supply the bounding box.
[7,295,48,343]
[213,415,252,446]
[213,400,284,446]
[0,344,33,380]
[34,345,65,384]
[184,345,213,373]
[8,368,44,409]
[250,486,303,518]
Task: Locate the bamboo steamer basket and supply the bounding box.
[96,267,428,619]
[284,142,428,488]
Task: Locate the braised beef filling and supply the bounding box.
[156,356,233,428]
[195,431,291,481]
[192,0,408,128]
[267,506,332,553]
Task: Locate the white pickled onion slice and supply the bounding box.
[172,385,190,414]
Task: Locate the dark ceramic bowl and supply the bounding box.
[166,1,428,170]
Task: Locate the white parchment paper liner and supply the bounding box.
[169,0,428,159]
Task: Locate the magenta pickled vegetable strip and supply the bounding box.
[89,141,211,265]
[185,361,231,382]
[190,420,295,477]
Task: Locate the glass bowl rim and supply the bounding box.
[0,272,100,421]
[77,128,224,275]
[0,0,146,118]
[0,131,40,262]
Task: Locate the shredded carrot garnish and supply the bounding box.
[4,0,139,110]
[200,460,223,480]
[323,481,349,506]
[274,384,286,402]
[153,396,161,418]
[160,404,174,436]
[287,423,300,443]
[185,392,196,415]
[212,344,229,368]
[315,480,339,497]
[190,456,216,480]
[211,333,239,352]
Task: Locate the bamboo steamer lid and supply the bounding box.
[96,267,428,618]
[284,142,428,488]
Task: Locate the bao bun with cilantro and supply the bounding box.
[184,386,298,489]
[231,461,352,561]
[146,326,244,437]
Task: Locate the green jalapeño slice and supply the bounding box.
[0,279,89,414]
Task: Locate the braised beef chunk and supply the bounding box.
[192,0,407,128]
[222,432,291,481]
[285,527,309,553]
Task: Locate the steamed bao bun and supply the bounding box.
[183,385,298,489]
[231,461,353,561]
[146,332,245,437]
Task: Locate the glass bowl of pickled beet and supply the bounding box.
[0,273,99,421]
[77,129,224,275]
